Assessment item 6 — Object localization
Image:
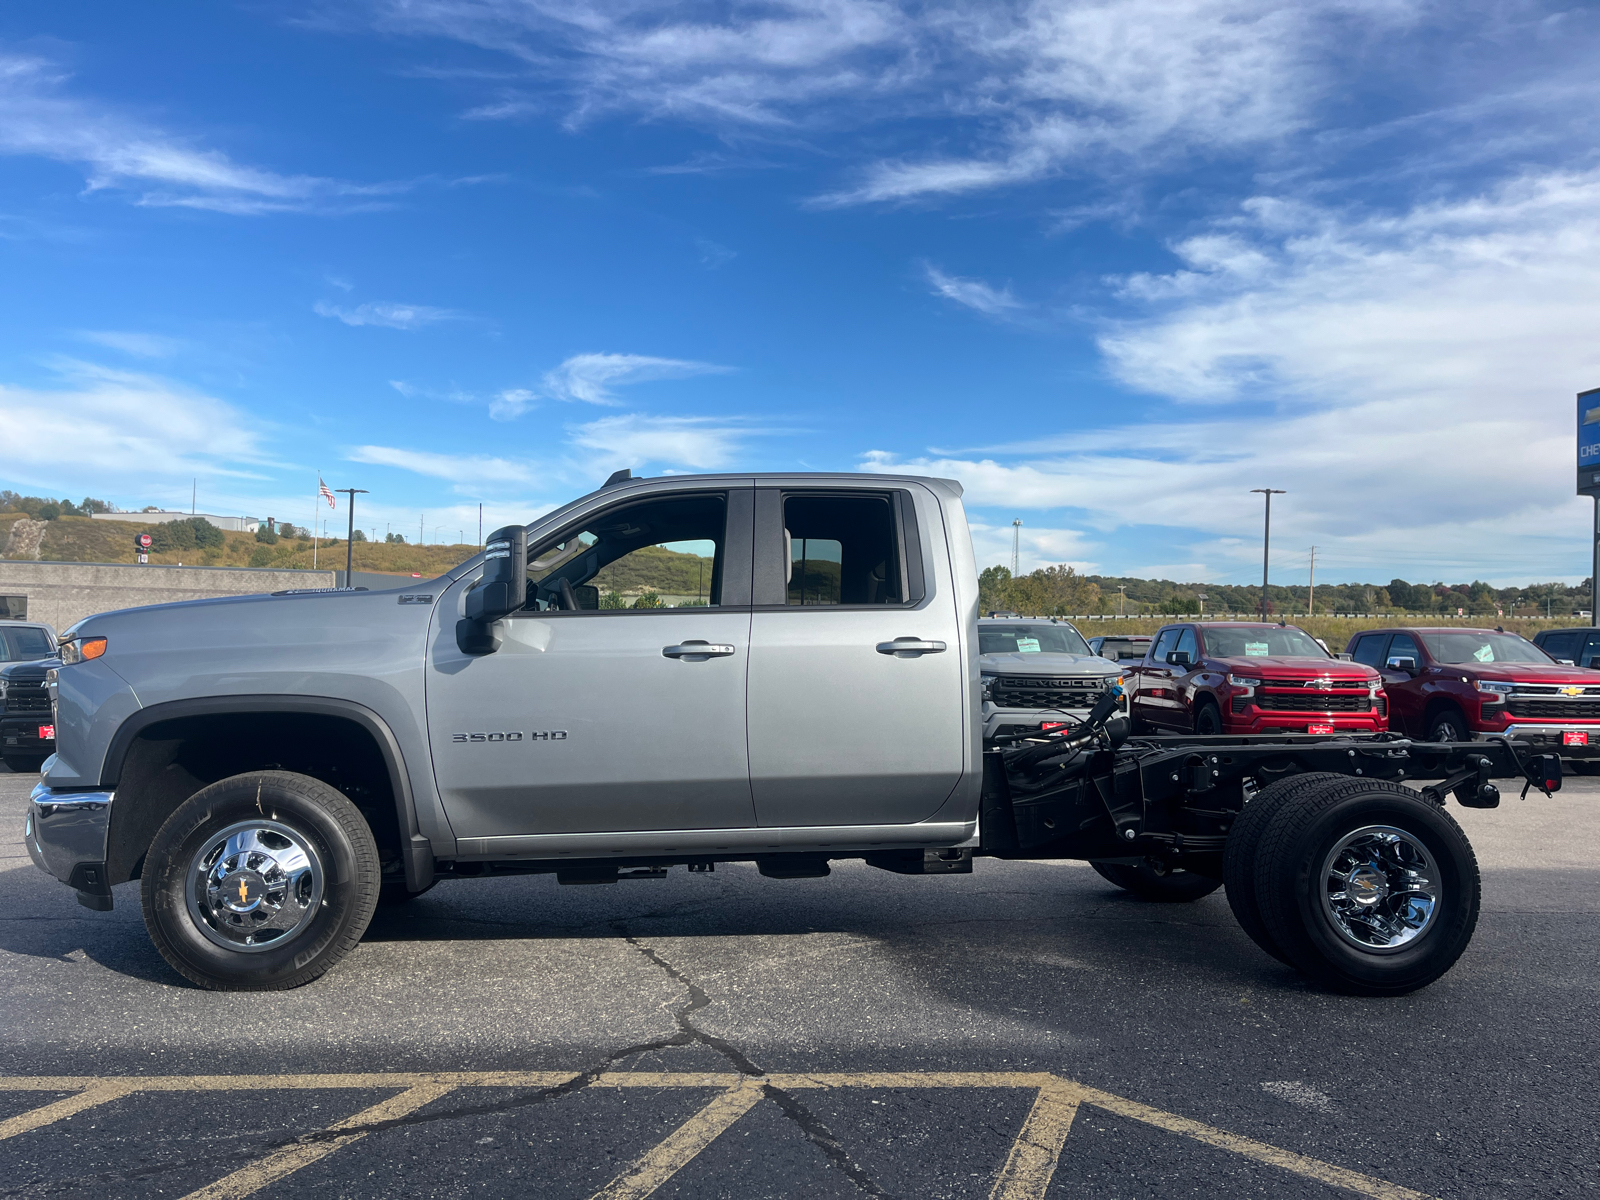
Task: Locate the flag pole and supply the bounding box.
[311,471,318,570]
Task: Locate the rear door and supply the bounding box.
[745,486,965,827]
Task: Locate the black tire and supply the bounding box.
[1223,772,1351,964]
[1091,859,1221,902]
[1426,708,1469,743]
[2,755,46,774]
[1254,778,1480,996]
[140,771,380,991]
[1193,701,1223,735]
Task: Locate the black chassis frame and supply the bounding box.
[976,731,1560,875]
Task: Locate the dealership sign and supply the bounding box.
[1580,387,1600,496]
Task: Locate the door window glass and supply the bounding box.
[1349,634,1390,667]
[1541,631,1581,660]
[782,494,901,605]
[1387,633,1421,665]
[524,493,726,611]
[1582,634,1600,667]
[1173,627,1197,662]
[1148,628,1179,664]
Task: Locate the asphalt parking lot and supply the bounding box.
[1,765,1595,1200]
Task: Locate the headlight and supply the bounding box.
[57,637,107,665]
[1227,674,1259,689]
[980,673,995,702]
[1475,681,1514,696]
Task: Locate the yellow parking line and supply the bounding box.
[0,1081,139,1140]
[588,1079,766,1200]
[179,1083,457,1200]
[1078,1087,1436,1200]
[989,1081,1082,1200]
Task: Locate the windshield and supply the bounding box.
[1202,626,1329,659]
[979,624,1092,656]
[0,626,54,663]
[1419,631,1551,665]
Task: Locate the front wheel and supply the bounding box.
[140,771,380,991]
[1253,778,1479,995]
[1091,858,1222,902]
[1426,709,1469,743]
[1193,701,1223,735]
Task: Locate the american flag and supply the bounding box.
[319,477,336,508]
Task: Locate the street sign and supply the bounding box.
[1578,387,1600,495]
[137,534,152,548]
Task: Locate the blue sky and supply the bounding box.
[2,1,1598,585]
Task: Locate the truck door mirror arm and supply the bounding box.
[457,525,528,656]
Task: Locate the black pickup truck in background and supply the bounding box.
[0,620,59,773]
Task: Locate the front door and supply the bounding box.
[1379,632,1426,735]
[426,488,757,837]
[745,487,967,827]
[1133,627,1183,730]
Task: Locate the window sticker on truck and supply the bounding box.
[1245,642,1269,655]
[1015,638,1040,652]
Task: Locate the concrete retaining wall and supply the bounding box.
[0,561,336,632]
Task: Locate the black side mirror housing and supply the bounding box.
[1166,650,1192,667]
[458,525,527,655]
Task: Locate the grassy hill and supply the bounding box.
[0,513,479,578]
[592,544,716,600]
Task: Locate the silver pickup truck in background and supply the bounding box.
[23,470,1562,996]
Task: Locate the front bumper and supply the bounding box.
[1478,724,1600,757]
[2,715,56,759]
[23,780,115,910]
[1227,712,1388,734]
[982,700,1128,742]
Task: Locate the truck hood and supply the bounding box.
[1448,663,1599,684]
[1211,656,1378,682]
[979,652,1121,677]
[0,658,61,683]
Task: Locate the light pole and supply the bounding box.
[1117,584,1126,617]
[335,488,368,586]
[1198,592,1207,617]
[1011,519,1022,577]
[1250,488,1286,618]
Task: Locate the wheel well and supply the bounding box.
[105,712,402,886]
[1423,698,1467,732]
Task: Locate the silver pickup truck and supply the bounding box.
[23,470,1563,995]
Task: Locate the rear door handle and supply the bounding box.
[663,640,736,660]
[876,638,947,658]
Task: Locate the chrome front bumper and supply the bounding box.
[24,780,115,910]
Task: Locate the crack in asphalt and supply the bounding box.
[3,927,892,1199]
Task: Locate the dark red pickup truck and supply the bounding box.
[1347,625,1600,757]
[1132,621,1386,735]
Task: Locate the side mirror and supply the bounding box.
[458,525,527,655]
[1385,655,1418,674]
[1166,650,1192,667]
[573,584,599,611]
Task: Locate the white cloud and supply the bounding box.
[314,300,465,329]
[75,330,183,357]
[925,264,1022,315]
[0,51,392,214]
[569,414,760,470]
[347,445,536,485]
[0,361,269,489]
[540,353,732,406]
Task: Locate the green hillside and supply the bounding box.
[592,544,716,600]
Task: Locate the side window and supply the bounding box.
[783,493,902,606]
[1174,627,1198,661]
[1349,634,1389,668]
[1580,634,1600,666]
[1541,631,1580,661]
[1149,628,1179,664]
[523,492,728,612]
[1387,633,1421,665]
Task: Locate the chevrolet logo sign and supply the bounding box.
[1305,678,1335,689]
[1560,686,1586,697]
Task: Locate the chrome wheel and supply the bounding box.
[1319,825,1440,953]
[185,820,324,954]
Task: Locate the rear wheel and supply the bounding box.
[1253,778,1479,995]
[140,771,380,991]
[1091,858,1221,902]
[1223,772,1351,964]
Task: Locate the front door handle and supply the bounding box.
[876,638,947,658]
[663,640,736,661]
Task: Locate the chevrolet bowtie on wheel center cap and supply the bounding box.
[1319,825,1439,952]
[186,821,325,952]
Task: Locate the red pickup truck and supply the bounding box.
[1132,621,1386,735]
[1347,626,1600,757]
